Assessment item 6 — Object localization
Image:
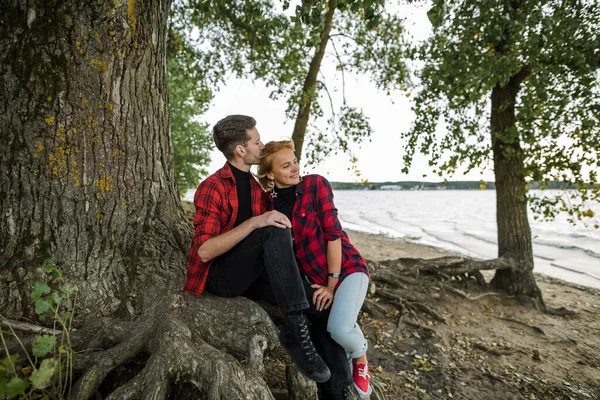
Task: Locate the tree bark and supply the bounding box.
[0,0,189,318]
[291,0,337,161]
[489,72,542,299]
[0,2,323,398]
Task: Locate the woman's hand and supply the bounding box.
[311,284,334,311]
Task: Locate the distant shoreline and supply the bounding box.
[330,180,598,191]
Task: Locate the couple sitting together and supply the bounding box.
[184,115,372,400]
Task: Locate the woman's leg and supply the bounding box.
[326,272,371,398]
[327,272,369,358]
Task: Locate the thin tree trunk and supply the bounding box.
[291,0,337,161]
[0,0,190,318]
[489,72,541,299]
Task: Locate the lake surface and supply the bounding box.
[333,190,600,289]
[184,189,600,289]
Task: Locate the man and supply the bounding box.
[185,115,355,397]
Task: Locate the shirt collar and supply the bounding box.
[296,177,305,194]
[219,161,236,182]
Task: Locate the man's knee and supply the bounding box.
[263,226,293,242]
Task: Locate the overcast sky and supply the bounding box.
[198,2,496,183]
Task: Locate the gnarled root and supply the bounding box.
[70,293,296,400]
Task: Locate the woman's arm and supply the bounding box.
[312,237,342,311]
[326,238,342,289]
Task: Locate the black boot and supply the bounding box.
[280,312,331,383]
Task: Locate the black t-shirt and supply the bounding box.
[274,185,297,222]
[229,163,253,226]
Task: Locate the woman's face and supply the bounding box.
[267,148,300,188]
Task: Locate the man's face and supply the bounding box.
[242,127,264,165]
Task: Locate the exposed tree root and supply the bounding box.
[377,288,446,324]
[0,318,62,335]
[65,293,315,400]
[402,319,437,338]
[370,255,577,317]
[539,303,578,317]
[361,298,388,319]
[375,256,514,276]
[494,316,546,335]
[441,283,499,301]
[392,309,407,338]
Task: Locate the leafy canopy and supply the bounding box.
[406,0,600,225]
[170,0,408,165]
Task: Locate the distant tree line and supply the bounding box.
[331,181,599,191]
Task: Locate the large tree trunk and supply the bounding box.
[489,73,542,299]
[0,2,321,398]
[0,0,189,317]
[291,0,337,161]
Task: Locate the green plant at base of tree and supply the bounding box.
[0,265,78,399]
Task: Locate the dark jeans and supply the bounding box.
[301,281,353,393]
[206,226,351,393]
[206,226,309,313]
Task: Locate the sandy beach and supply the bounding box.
[345,229,455,261]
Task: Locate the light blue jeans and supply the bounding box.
[327,272,369,359]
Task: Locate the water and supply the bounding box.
[183,189,600,289]
[332,190,600,289]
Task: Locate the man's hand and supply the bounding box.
[254,210,292,229]
[311,284,334,311]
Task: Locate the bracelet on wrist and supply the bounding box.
[328,272,340,278]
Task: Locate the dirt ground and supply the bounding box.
[346,229,600,400]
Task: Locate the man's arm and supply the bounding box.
[197,210,292,262]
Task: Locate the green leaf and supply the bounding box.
[41,264,56,274]
[32,335,57,358]
[48,291,63,307]
[35,299,52,316]
[5,377,30,398]
[58,311,73,324]
[427,0,445,29]
[60,283,78,296]
[1,354,18,370]
[31,282,51,302]
[30,358,57,389]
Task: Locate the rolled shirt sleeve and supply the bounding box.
[315,176,343,242]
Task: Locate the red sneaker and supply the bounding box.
[352,361,372,398]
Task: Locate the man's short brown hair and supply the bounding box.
[212,115,257,160]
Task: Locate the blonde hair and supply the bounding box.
[257,140,296,190]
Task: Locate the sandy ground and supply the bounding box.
[344,229,600,400]
[345,229,455,261]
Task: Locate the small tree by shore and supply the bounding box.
[399,0,600,310]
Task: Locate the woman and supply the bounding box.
[258,140,372,399]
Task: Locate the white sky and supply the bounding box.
[198,3,496,183]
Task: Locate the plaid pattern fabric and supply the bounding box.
[271,174,368,288]
[184,162,267,295]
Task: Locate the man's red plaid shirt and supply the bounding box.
[269,174,369,288]
[184,162,267,296]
